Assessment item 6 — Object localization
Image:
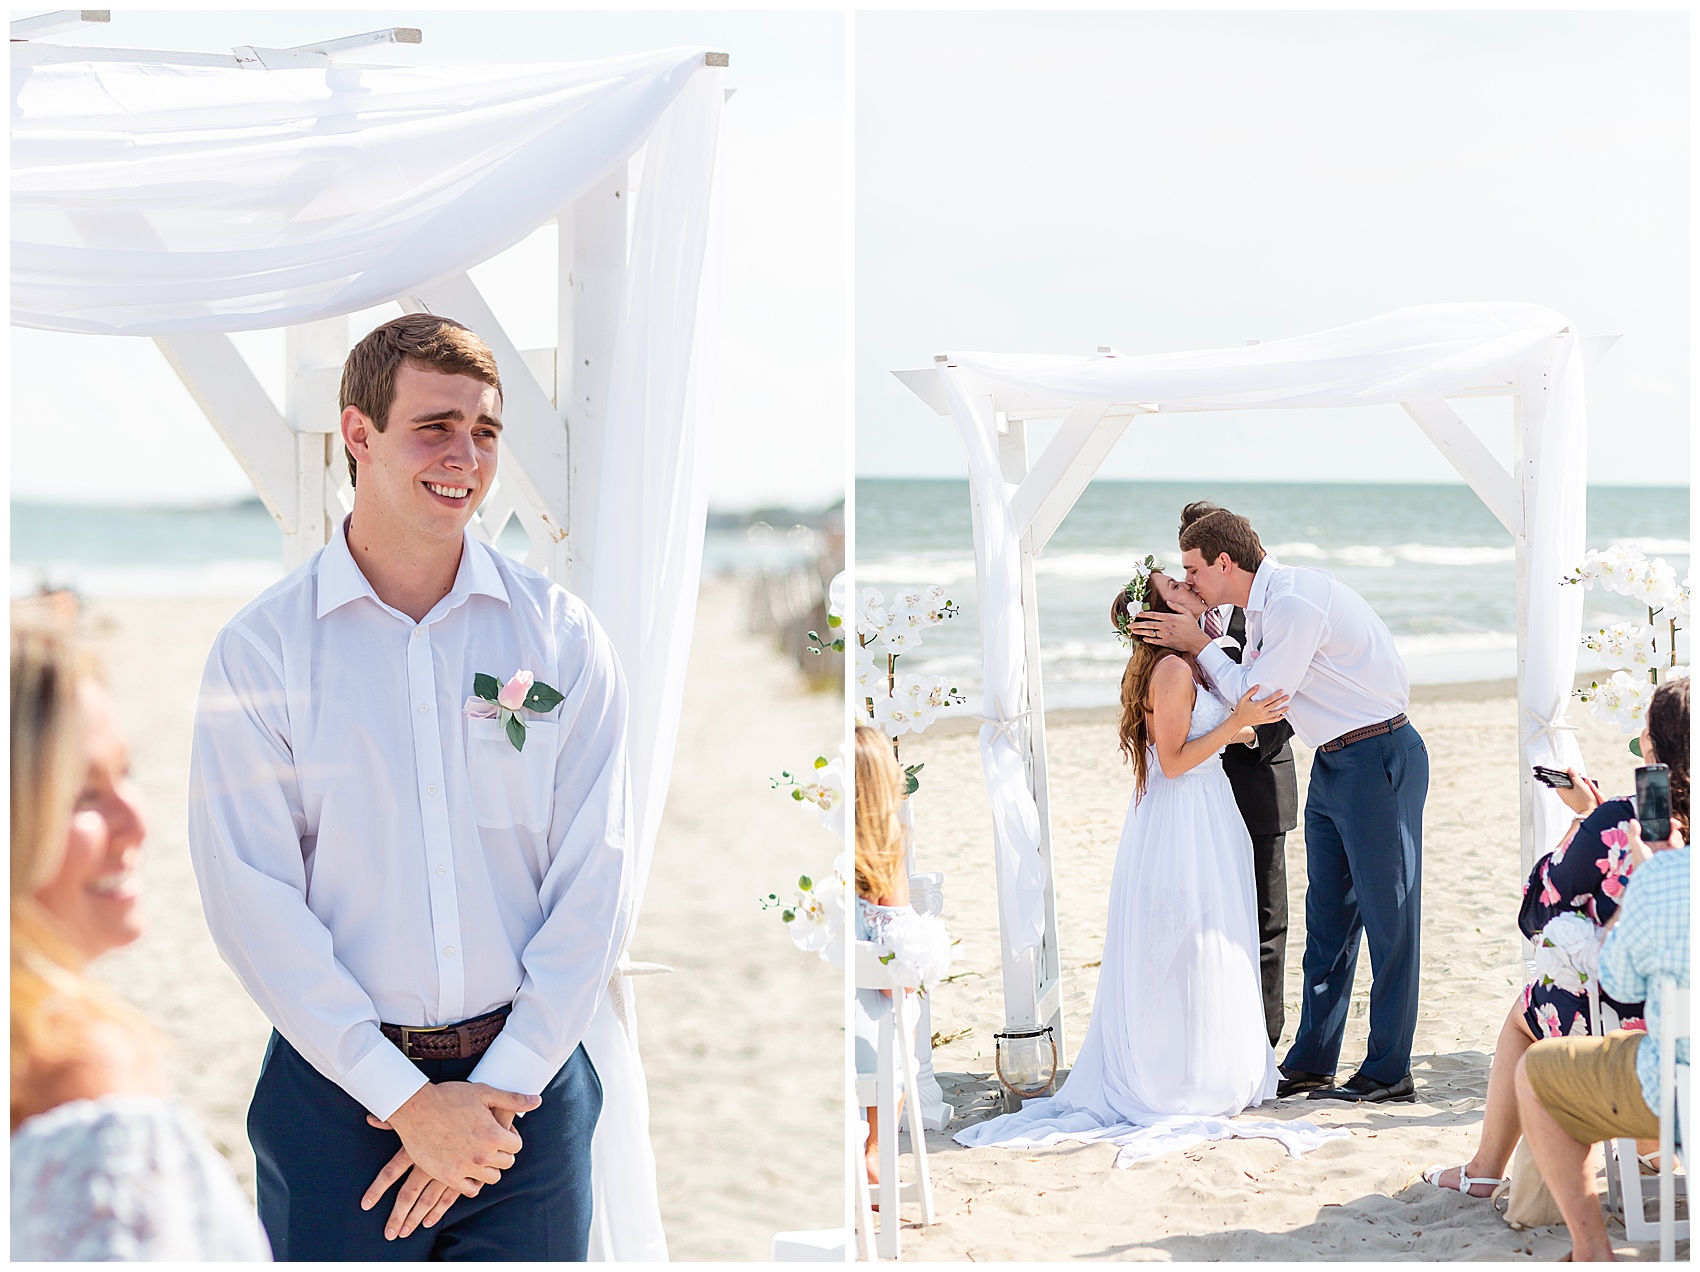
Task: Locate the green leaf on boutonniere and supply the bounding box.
[474,673,501,702]
[523,680,565,713]
[506,713,527,751]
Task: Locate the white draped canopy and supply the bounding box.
[12,47,712,336]
[13,44,726,1261]
[899,301,1599,1052]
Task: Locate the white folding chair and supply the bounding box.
[855,939,936,1259]
[1592,980,1688,1251]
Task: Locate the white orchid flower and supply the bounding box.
[857,587,889,639]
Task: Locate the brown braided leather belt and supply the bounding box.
[1317,713,1408,753]
[381,1005,512,1061]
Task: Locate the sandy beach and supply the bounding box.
[889,681,1684,1261]
[82,576,842,1262]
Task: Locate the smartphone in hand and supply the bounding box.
[1635,764,1672,842]
[1533,765,1574,789]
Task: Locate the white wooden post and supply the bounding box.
[1514,366,1551,881]
[994,411,1067,1064]
[284,316,348,567]
[560,165,629,598]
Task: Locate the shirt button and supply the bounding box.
[436,865,446,876]
[444,947,455,957]
[427,784,437,795]
[412,628,422,638]
[418,704,429,714]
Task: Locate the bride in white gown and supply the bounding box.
[955,565,1347,1167]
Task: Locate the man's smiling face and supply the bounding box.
[352,361,502,542]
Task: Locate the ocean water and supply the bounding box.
[857,479,1690,708]
[10,500,830,599]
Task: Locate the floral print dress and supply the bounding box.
[1517,796,1646,1038]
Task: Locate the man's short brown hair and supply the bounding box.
[1178,505,1265,574]
[339,314,502,486]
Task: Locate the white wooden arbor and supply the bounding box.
[894,320,1616,1064]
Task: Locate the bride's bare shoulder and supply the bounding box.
[1145,653,1198,710]
[1150,653,1195,685]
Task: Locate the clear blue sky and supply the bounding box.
[12,10,846,512]
[857,10,1689,487]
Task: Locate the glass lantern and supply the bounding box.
[993,1025,1058,1102]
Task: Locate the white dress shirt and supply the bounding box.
[189,520,633,1121]
[1197,556,1409,749]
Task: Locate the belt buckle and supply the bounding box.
[398,1025,418,1058]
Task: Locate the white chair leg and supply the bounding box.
[856,1119,878,1262]
[876,1010,900,1261]
[893,994,936,1225]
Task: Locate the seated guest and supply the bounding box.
[10,618,269,1260]
[854,726,950,1188]
[1425,677,1688,1199]
[1514,790,1689,1255]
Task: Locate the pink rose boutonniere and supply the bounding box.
[469,670,564,751]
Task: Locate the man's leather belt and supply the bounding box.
[1318,713,1408,753]
[381,1005,512,1061]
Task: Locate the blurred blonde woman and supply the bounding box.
[855,725,910,1187]
[10,615,268,1260]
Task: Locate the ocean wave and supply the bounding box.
[11,560,286,600]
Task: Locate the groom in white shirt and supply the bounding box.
[1133,505,1428,1104]
[189,314,632,1258]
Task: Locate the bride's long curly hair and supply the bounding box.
[1112,572,1205,802]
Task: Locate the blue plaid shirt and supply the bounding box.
[1600,845,1689,1118]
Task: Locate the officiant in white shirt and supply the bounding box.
[1134,505,1428,1106]
[189,314,632,1260]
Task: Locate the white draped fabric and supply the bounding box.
[936,369,1049,954]
[938,302,1589,966]
[11,48,710,335]
[12,48,727,1262]
[582,65,724,1263]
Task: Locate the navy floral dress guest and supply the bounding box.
[1517,796,1647,1039]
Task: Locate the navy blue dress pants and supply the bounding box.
[1283,721,1428,1084]
[248,1031,601,1261]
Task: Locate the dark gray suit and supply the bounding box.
[1214,607,1297,1046]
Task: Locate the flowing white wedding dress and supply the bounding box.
[954,674,1346,1167]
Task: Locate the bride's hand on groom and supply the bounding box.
[1230,686,1289,730]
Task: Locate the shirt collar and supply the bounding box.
[316,518,511,621]
[1245,555,1279,614]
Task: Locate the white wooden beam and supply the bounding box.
[154,334,297,533]
[283,317,347,567]
[406,273,571,540]
[1009,402,1128,555]
[1400,392,1521,539]
[10,9,107,39]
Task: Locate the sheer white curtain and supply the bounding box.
[11,48,712,334]
[938,302,1589,946]
[582,64,724,1262]
[13,47,727,1262]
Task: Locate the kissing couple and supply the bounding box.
[956,500,1429,1166]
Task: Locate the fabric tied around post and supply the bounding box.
[937,364,1049,956]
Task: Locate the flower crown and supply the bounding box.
[1112,555,1164,648]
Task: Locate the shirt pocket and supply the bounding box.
[465,718,559,832]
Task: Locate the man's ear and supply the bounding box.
[341,405,375,470]
[1216,552,1234,573]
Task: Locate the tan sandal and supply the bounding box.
[1422,1163,1508,1199]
